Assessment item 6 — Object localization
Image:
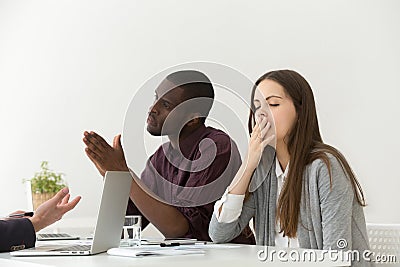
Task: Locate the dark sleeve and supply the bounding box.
[177,203,213,241]
[0,218,36,252]
[126,199,150,230]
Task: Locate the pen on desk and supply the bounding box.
[160,242,181,247]
[160,241,199,247]
[7,212,34,218]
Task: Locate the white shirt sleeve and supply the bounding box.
[213,189,245,223]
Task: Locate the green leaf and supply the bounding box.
[24,161,67,193]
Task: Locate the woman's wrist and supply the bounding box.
[228,166,255,195]
[243,158,258,174]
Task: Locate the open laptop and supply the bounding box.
[11,171,132,256]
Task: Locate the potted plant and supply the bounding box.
[24,161,67,210]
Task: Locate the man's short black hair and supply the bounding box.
[166,70,214,124]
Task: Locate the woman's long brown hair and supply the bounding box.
[248,70,366,238]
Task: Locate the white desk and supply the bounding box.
[0,244,350,267]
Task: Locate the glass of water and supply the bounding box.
[120,215,141,247]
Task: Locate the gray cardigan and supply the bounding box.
[209,152,373,267]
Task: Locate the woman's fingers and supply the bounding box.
[260,121,271,139]
[251,124,260,141]
[258,115,268,128]
[253,116,273,141]
[252,123,260,134]
[261,134,275,148]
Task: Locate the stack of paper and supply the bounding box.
[107,246,205,258]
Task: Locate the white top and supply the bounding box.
[274,160,299,248]
[214,160,299,248]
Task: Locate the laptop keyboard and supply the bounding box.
[39,233,71,238]
[51,245,91,252]
[37,233,80,241]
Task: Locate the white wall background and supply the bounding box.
[0,0,399,227]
